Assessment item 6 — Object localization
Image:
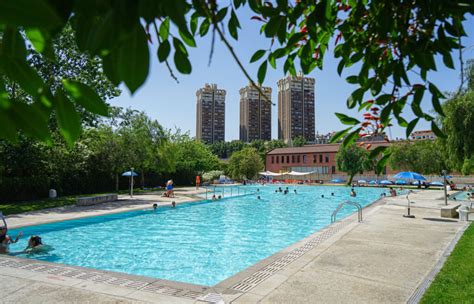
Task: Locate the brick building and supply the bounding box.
[277,73,315,143]
[265,142,397,180]
[196,83,226,143]
[239,83,272,142]
[411,130,436,140]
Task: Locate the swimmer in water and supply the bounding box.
[350,188,356,197]
[321,195,325,198]
[331,193,334,196]
[171,201,176,208]
[153,203,158,211]
[257,196,261,200]
[24,236,53,254]
[294,189,297,194]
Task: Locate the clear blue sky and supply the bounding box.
[110,8,474,141]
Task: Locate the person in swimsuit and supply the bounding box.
[0,227,23,254]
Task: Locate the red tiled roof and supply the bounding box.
[267,141,391,155]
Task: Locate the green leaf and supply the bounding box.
[173,37,188,56]
[190,13,199,35]
[102,51,121,86]
[369,146,387,159]
[380,103,393,125]
[55,90,81,145]
[375,152,391,175]
[117,25,150,94]
[174,48,192,74]
[342,128,362,147]
[347,88,364,109]
[346,75,358,84]
[216,7,228,22]
[199,19,211,36]
[0,111,18,142]
[431,122,446,138]
[0,57,44,97]
[330,127,351,143]
[0,0,63,29]
[10,103,51,143]
[159,18,170,41]
[406,118,419,138]
[337,60,345,76]
[442,54,454,69]
[250,49,266,63]
[257,61,267,84]
[1,27,27,59]
[25,28,47,53]
[157,39,171,62]
[431,94,444,117]
[179,29,196,47]
[268,54,276,69]
[335,113,360,125]
[376,94,393,105]
[62,80,109,116]
[228,9,240,40]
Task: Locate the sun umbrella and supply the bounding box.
[331,179,345,183]
[368,180,379,185]
[122,171,138,177]
[380,180,393,185]
[393,171,426,180]
[430,181,444,186]
[357,180,367,184]
[395,180,407,185]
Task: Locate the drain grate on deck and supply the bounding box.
[0,256,205,300]
[197,292,225,303]
[231,218,353,292]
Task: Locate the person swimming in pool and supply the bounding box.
[24,236,53,254]
[153,203,158,211]
[0,227,23,254]
[171,201,176,208]
[350,188,357,197]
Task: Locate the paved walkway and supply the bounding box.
[232,204,467,303]
[0,189,470,303]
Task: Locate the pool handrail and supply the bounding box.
[331,201,363,223]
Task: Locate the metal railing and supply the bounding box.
[204,185,255,200]
[331,201,363,223]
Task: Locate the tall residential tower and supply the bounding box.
[196,83,226,143]
[277,73,315,143]
[239,83,272,142]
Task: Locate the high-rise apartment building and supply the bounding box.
[239,83,272,142]
[277,73,315,143]
[196,83,226,144]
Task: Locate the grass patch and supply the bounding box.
[420,223,474,303]
[0,196,77,216]
[0,188,164,216]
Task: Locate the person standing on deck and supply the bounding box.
[195,175,201,190]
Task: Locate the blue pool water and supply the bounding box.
[9,185,386,286]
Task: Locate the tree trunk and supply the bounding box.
[115,173,119,192]
[141,173,145,189]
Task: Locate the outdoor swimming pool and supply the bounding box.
[9,185,387,286]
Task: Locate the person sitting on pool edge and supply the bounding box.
[350,189,357,197]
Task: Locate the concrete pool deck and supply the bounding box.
[0,189,471,303]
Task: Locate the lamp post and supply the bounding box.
[130,167,134,198]
[442,169,448,206]
[403,190,415,218]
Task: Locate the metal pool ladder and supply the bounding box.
[331,201,363,223]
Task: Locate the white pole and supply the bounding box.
[131,167,134,198]
[443,170,448,206]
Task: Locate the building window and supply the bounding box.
[287,155,290,163]
[297,155,300,163]
[292,155,295,163]
[331,166,336,174]
[303,155,307,164]
[271,156,274,164]
[276,156,279,164]
[281,155,284,163]
[313,154,317,163]
[325,155,329,163]
[319,154,323,163]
